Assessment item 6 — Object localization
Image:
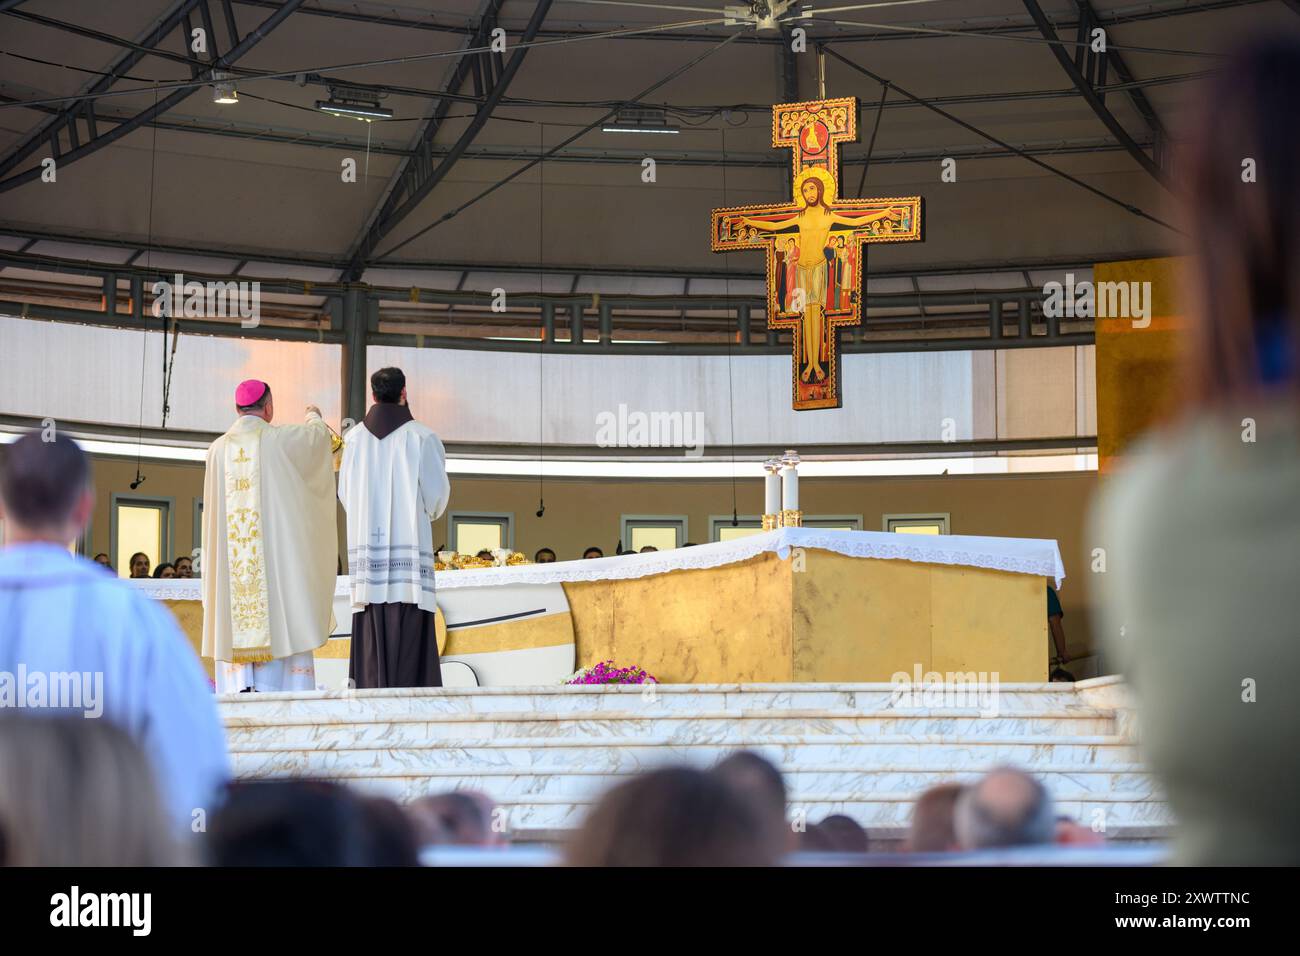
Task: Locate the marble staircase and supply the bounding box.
[218,675,1170,845]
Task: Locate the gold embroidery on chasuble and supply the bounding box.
[224,434,273,663]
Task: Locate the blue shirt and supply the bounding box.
[0,543,229,828]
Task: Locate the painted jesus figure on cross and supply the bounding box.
[712,97,924,410]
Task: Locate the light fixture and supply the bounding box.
[211,70,238,105]
[602,108,679,135]
[316,86,392,121]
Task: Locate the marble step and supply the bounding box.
[217,683,1105,721]
[224,709,1117,748]
[226,734,1144,777]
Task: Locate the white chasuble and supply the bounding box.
[202,412,337,664]
[338,410,449,614]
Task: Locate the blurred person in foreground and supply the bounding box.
[567,766,780,866]
[206,780,418,866]
[0,715,184,866]
[1092,37,1300,865]
[0,433,228,829]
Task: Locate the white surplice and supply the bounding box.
[0,544,230,828]
[201,411,337,686]
[338,410,449,614]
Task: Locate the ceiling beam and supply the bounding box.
[1021,0,1165,184]
[0,0,204,180]
[0,0,305,194]
[344,0,555,279]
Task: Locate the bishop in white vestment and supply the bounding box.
[338,367,450,688]
[201,380,338,693]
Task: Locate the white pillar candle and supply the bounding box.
[781,462,799,511]
[764,461,781,515]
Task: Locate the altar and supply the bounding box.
[131,528,1062,688]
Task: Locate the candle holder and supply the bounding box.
[761,513,779,531]
[779,509,803,528]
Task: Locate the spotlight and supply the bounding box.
[601,108,679,135]
[316,96,392,121]
[211,70,238,105]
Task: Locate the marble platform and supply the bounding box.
[218,675,1170,844]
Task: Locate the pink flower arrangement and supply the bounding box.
[565,660,658,685]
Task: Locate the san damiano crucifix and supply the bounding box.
[711,97,924,410]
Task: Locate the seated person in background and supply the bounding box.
[152,563,176,579]
[799,815,869,853]
[907,782,965,852]
[475,550,494,561]
[567,766,780,866]
[92,552,112,571]
[206,780,418,866]
[0,715,184,866]
[409,791,504,847]
[954,767,1055,850]
[173,555,194,578]
[1055,814,1105,846]
[817,814,870,853]
[128,551,150,578]
[533,548,556,564]
[581,546,604,560]
[712,750,792,853]
[639,546,658,553]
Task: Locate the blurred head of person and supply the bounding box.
[152,563,176,579]
[581,546,603,560]
[129,552,150,578]
[0,432,93,549]
[0,715,183,866]
[638,545,658,553]
[173,556,194,578]
[816,814,870,854]
[475,550,494,561]
[206,780,418,866]
[533,548,556,564]
[371,366,407,405]
[954,768,1055,850]
[92,553,112,571]
[1055,814,1106,847]
[409,791,503,847]
[1179,36,1300,410]
[567,766,779,866]
[907,782,965,852]
[711,750,791,853]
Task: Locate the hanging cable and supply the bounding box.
[131,86,160,490]
[721,124,739,527]
[535,122,546,520]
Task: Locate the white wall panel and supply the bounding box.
[0,316,341,432]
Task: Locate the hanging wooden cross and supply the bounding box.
[711,97,923,410]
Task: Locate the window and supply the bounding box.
[804,515,863,531]
[449,512,513,555]
[111,494,173,578]
[709,515,763,543]
[621,515,687,552]
[884,513,950,535]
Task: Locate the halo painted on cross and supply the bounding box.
[793,167,835,207]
